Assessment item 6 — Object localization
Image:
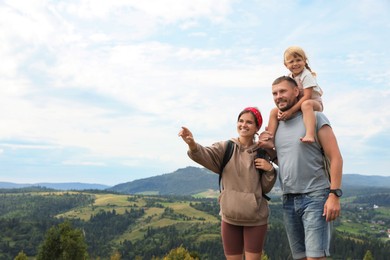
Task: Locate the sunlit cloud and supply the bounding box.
[0,0,389,185]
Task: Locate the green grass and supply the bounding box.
[56,194,145,220]
[50,192,390,249]
[337,220,367,235]
[119,201,219,242]
[135,191,160,195]
[193,189,219,198]
[64,194,221,244]
[336,205,390,242]
[375,207,390,216]
[170,202,219,222]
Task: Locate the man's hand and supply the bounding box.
[258,127,274,149]
[323,195,341,222]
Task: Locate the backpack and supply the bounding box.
[316,138,331,181]
[219,140,271,200]
[314,112,331,181]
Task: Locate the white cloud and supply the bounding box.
[127,0,233,23]
[62,160,106,166]
[0,0,389,184]
[0,143,59,150]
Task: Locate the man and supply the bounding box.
[261,76,343,260]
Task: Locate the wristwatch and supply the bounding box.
[329,189,343,197]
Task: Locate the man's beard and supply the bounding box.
[278,103,293,112]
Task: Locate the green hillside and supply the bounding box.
[108,166,220,195]
[0,188,389,259]
[107,166,390,196]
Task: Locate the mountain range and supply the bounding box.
[1,167,390,195]
[0,181,109,190]
[108,166,219,195]
[108,167,390,195]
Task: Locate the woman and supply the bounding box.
[178,107,276,260]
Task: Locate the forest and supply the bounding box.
[0,187,389,259]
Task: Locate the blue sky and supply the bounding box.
[0,0,389,186]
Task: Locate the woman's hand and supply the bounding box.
[178,126,197,151]
[254,158,273,172]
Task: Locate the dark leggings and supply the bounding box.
[221,220,268,255]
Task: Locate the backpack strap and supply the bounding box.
[219,140,234,192]
[313,113,331,182]
[256,148,271,201]
[256,148,267,172]
[320,145,331,182]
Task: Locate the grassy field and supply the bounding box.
[53,191,389,247]
[117,199,220,242]
[193,189,219,198]
[2,189,388,259]
[56,193,138,221]
[55,193,220,244]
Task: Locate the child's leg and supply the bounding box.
[301,100,323,143]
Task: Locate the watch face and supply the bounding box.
[331,189,342,197]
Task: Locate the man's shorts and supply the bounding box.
[282,189,332,259]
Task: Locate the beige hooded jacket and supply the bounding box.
[188,138,276,226]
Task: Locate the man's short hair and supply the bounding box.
[272,76,297,87]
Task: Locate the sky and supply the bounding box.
[0,0,389,186]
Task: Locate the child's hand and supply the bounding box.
[278,110,293,121]
[278,111,285,120]
[277,110,286,120]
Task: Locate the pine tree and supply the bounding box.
[163,245,199,260]
[262,251,270,260]
[36,221,89,260]
[110,251,121,260]
[14,251,28,260]
[363,250,374,260]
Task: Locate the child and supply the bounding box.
[268,46,323,144]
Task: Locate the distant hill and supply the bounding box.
[0,182,110,190]
[2,168,389,194]
[108,166,219,195]
[108,167,390,195]
[342,173,390,187]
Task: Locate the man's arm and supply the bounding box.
[318,125,343,221]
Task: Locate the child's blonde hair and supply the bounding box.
[284,46,316,77]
